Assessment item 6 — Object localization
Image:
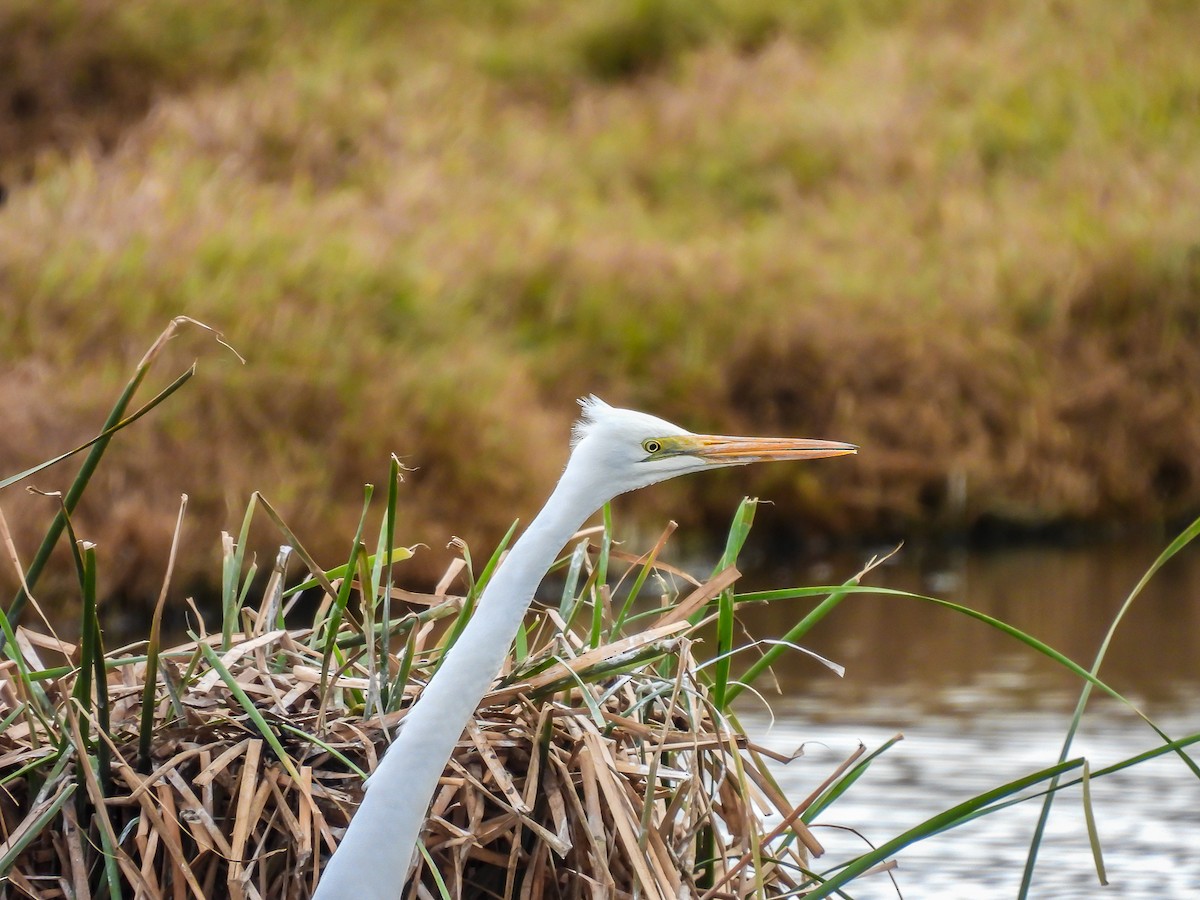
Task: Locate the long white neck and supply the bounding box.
[314,461,606,900]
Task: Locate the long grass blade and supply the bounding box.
[56,503,104,815]
[803,758,1086,898]
[0,365,195,494]
[724,578,856,706]
[589,504,614,647]
[1019,513,1200,896]
[1080,760,1107,885]
[254,491,341,600]
[355,542,380,716]
[803,734,905,823]
[221,496,258,651]
[474,519,520,594]
[140,495,188,772]
[283,545,415,598]
[5,316,239,638]
[875,729,1200,846]
[376,456,403,708]
[711,499,757,711]
[82,544,112,796]
[388,625,419,715]
[558,540,589,623]
[738,583,1196,774]
[4,366,194,636]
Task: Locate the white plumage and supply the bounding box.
[314,397,855,899]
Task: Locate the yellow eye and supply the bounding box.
[643,439,662,454]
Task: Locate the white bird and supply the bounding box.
[314,396,856,900]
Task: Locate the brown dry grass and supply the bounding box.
[2,0,1199,608]
[0,555,844,899]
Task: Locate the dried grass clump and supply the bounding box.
[0,540,843,900]
[0,320,855,899]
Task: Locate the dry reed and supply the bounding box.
[0,545,842,899]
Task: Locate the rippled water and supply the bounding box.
[732,539,1200,898]
[742,708,1197,898]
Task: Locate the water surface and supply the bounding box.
[734,539,1200,898]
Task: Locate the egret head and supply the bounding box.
[564,395,856,504]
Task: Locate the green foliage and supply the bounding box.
[574,0,720,82]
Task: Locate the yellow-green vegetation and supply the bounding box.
[2,0,1199,603]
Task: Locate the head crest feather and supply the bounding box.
[571,395,613,447]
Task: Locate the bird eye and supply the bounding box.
[643,439,662,454]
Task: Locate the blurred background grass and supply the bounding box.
[2,0,1199,608]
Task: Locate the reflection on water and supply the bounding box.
[733,539,1200,899]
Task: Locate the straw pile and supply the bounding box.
[0,554,835,899]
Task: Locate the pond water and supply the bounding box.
[733,538,1200,898]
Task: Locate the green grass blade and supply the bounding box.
[5,312,239,639]
[736,582,1196,775]
[376,456,402,708]
[198,641,300,783]
[440,524,520,661]
[558,539,589,622]
[1019,512,1200,896]
[711,593,735,712]
[1080,760,1107,886]
[254,492,341,601]
[880,730,1200,846]
[589,504,614,647]
[93,792,125,900]
[1089,730,1200,778]
[439,596,476,667]
[82,545,112,796]
[802,734,904,824]
[355,544,379,715]
[0,364,194,493]
[4,363,193,636]
[557,658,607,729]
[804,758,1086,898]
[711,499,757,710]
[0,781,76,873]
[388,626,419,714]
[514,616,530,664]
[0,704,26,733]
[283,545,415,598]
[275,721,368,779]
[417,842,452,900]
[724,577,858,706]
[315,483,374,699]
[0,605,55,739]
[474,519,520,594]
[63,508,96,743]
[0,750,60,790]
[563,550,602,634]
[221,496,257,651]
[320,542,365,699]
[140,495,187,772]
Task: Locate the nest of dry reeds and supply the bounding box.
[0,513,848,900]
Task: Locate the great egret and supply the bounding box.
[314,396,856,900]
